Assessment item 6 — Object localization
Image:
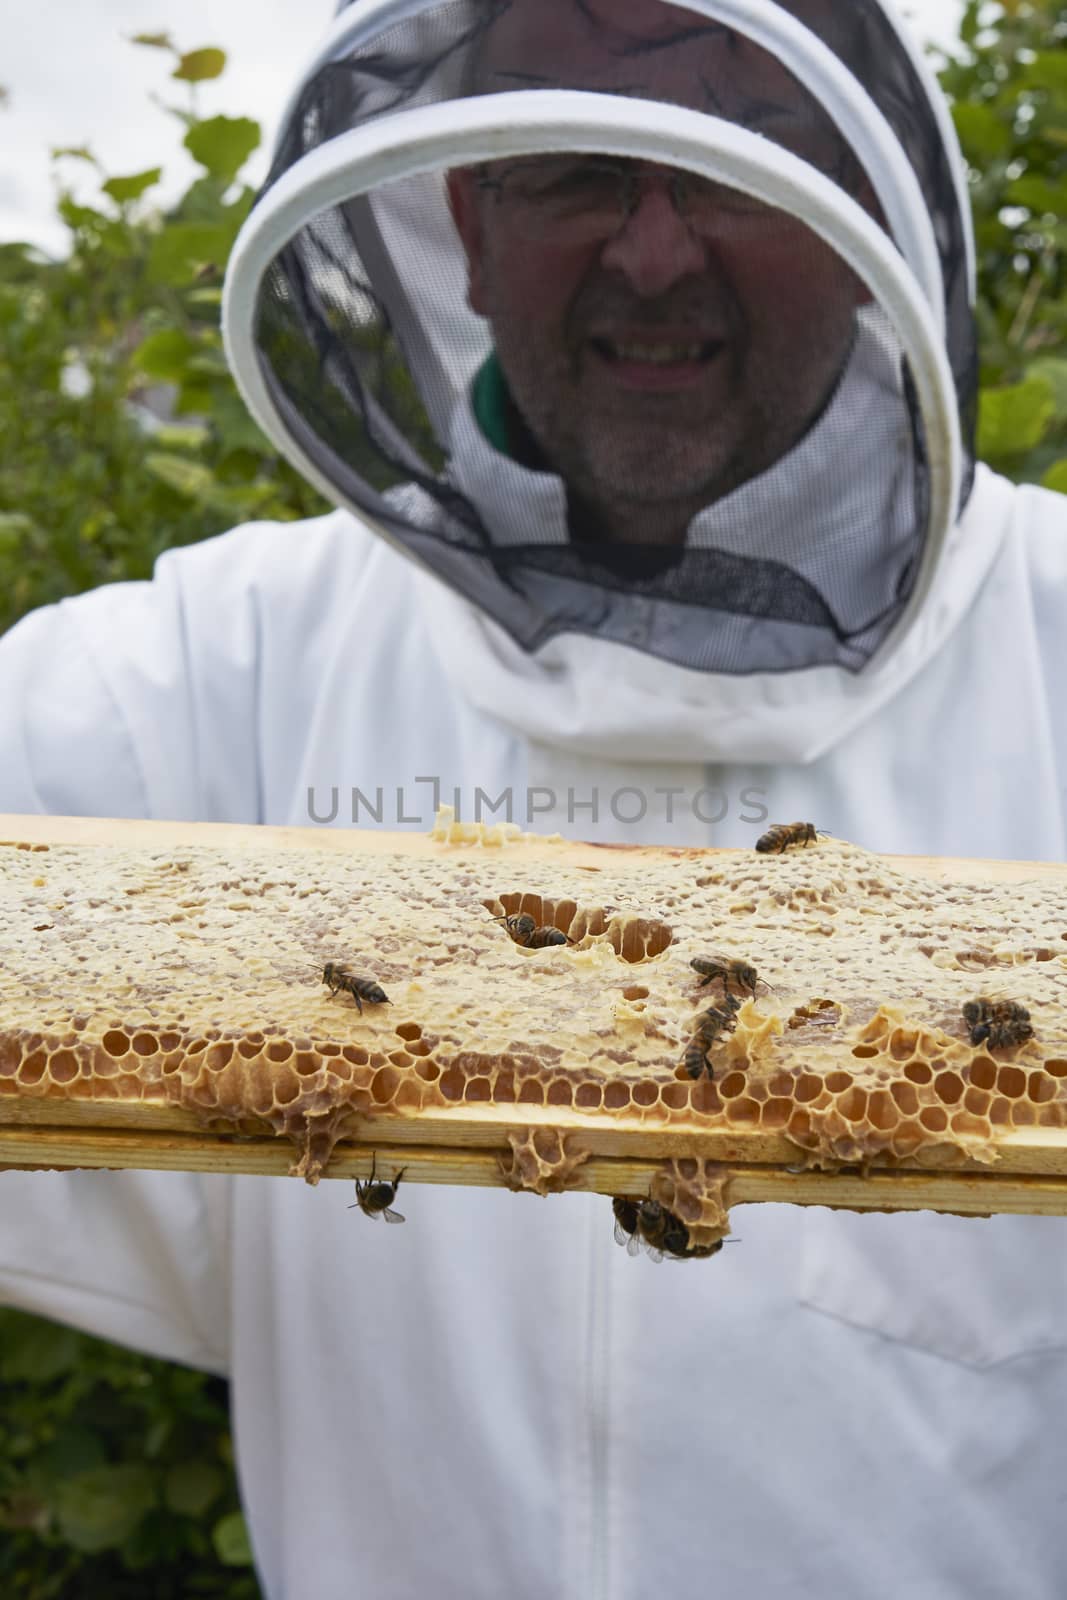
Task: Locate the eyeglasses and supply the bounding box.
[474,155,773,236]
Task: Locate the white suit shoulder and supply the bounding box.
[0,507,391,822]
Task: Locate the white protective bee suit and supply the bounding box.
[2,1,1067,1596]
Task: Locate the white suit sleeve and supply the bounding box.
[0,597,235,1363]
[0,1168,233,1375]
[0,554,258,1366]
[0,596,152,818]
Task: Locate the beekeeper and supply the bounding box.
[1,0,1066,1595]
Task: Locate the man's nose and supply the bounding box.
[598,185,708,297]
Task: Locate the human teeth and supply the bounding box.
[609,340,708,363]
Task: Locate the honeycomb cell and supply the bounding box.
[934,1071,964,1105]
[267,1040,294,1063]
[997,1065,1026,1098]
[825,1071,853,1093]
[465,1077,492,1103]
[719,1071,747,1099]
[632,1080,658,1108]
[102,1029,130,1057]
[851,1044,879,1059]
[904,1060,932,1085]
[206,1042,235,1072]
[1029,1072,1056,1104]
[18,1051,47,1086]
[836,1086,868,1122]
[395,1021,423,1042]
[969,1056,997,1090]
[575,1081,602,1110]
[371,1067,399,1106]
[49,1050,79,1084]
[761,1097,793,1128]
[603,1081,630,1111]
[547,1079,574,1108]
[919,1106,948,1133]
[890,1080,919,1116]
[963,1086,991,1116]
[729,1097,761,1124]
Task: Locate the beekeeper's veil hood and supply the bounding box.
[224,0,987,764]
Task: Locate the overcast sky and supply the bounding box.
[3,0,964,255]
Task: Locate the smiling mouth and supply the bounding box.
[591,336,724,365]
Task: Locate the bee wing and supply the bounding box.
[642,1241,664,1264]
[382,1207,406,1224]
[613,1216,632,1248]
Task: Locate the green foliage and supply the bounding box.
[935,0,1067,482]
[0,1307,258,1597]
[0,33,325,638]
[2,8,1067,1594]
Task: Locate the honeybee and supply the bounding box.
[612,1195,643,1255]
[322,962,389,1014]
[348,1154,406,1223]
[684,997,741,1079]
[492,911,537,944]
[527,926,572,948]
[691,955,760,998]
[755,821,820,854]
[963,997,1033,1050]
[491,913,572,949]
[612,1195,726,1261]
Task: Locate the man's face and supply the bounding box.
[448,0,871,538]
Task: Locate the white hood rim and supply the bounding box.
[276,0,945,330]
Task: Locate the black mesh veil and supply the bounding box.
[224,0,972,676]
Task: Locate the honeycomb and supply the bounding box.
[2,821,1067,1200]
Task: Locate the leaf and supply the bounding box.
[977,375,1056,459]
[132,327,199,382]
[51,1464,156,1553]
[1005,173,1067,215]
[148,221,235,285]
[184,115,260,181]
[212,1509,255,1566]
[1027,358,1067,421]
[31,1425,108,1484]
[164,1460,225,1517]
[0,1311,83,1381]
[1022,50,1067,97]
[952,101,1011,162]
[144,453,220,502]
[102,167,163,206]
[173,48,227,83]
[1041,459,1067,495]
[154,422,212,450]
[51,145,96,165]
[130,31,175,50]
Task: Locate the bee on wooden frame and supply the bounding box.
[349,1154,407,1224]
[755,821,821,854]
[612,1195,727,1261]
[322,962,389,1014]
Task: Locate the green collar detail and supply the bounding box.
[471,352,516,458]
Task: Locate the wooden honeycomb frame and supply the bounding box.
[2,813,1067,1244]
